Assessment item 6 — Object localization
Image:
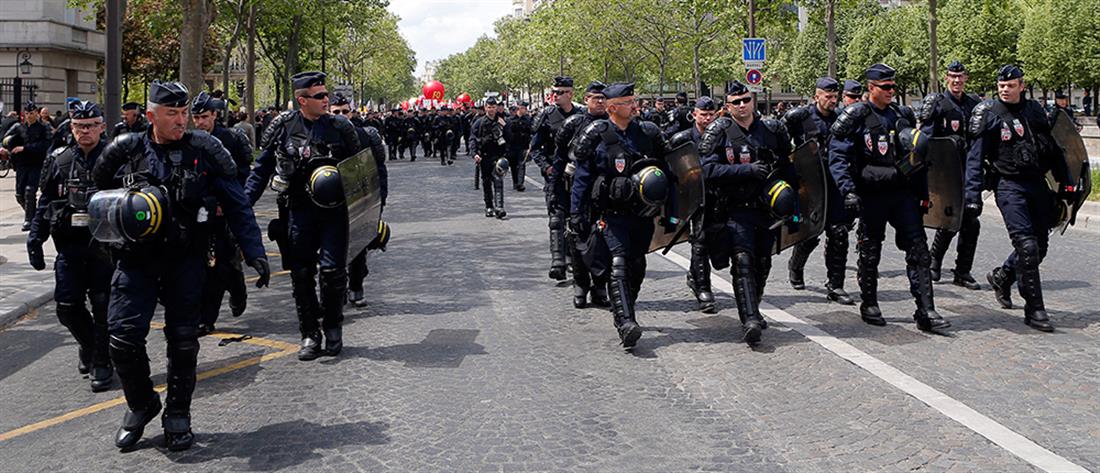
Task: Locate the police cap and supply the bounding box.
[946,60,966,73]
[694,96,718,111]
[330,94,351,106]
[291,71,326,90]
[815,77,839,92]
[149,81,190,107]
[70,101,103,120]
[603,82,635,100]
[190,91,219,114]
[584,81,607,95]
[996,64,1024,82]
[23,101,37,112]
[843,80,862,95]
[864,63,896,82]
[1054,90,1068,99]
[727,81,749,96]
[484,97,499,105]
[553,76,574,88]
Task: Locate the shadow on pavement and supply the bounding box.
[323,328,487,368]
[156,420,390,469]
[0,328,68,383]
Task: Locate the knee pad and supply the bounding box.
[826,224,849,241]
[163,324,199,347]
[109,334,147,354]
[905,242,931,267]
[290,267,316,284]
[1012,235,1040,259]
[611,256,627,279]
[320,267,347,289]
[548,212,564,230]
[732,251,754,270]
[55,301,82,324]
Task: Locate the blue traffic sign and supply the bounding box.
[743,38,766,63]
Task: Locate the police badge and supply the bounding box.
[614,157,626,173]
[865,133,873,151]
[877,135,889,155]
[1012,119,1025,137]
[950,119,960,132]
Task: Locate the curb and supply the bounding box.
[0,290,54,329]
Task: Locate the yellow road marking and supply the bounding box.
[0,329,297,443]
[245,269,290,285]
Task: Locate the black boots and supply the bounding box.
[987,266,1015,309]
[787,237,817,290]
[907,245,950,333]
[688,241,716,313]
[731,252,764,345]
[115,395,161,449]
[320,268,347,356]
[299,331,323,361]
[548,215,567,281]
[857,239,886,326]
[110,335,159,449]
[609,257,642,348]
[1015,236,1053,332]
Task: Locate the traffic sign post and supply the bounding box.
[742,38,766,63]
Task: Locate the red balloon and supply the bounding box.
[400,100,409,111]
[423,81,446,102]
[456,92,471,104]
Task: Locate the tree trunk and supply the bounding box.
[245,3,256,123]
[180,0,212,97]
[928,0,940,94]
[826,0,837,78]
[221,0,246,99]
[693,43,702,99]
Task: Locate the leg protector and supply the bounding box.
[731,252,764,344]
[823,224,850,289]
[163,324,199,417]
[548,212,567,280]
[493,175,505,216]
[319,267,347,330]
[754,254,772,301]
[857,238,885,325]
[109,335,156,411]
[906,240,949,331]
[57,301,95,357]
[688,240,716,311]
[290,267,321,337]
[1013,235,1050,330]
[929,229,955,282]
[787,237,818,289]
[609,256,641,347]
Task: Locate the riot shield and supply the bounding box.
[1047,110,1091,234]
[648,142,704,253]
[922,137,964,232]
[338,148,383,257]
[773,141,827,254]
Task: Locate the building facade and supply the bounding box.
[0,0,104,114]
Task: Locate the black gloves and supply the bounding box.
[569,214,590,239]
[248,258,271,288]
[27,241,45,271]
[748,162,771,181]
[964,200,983,219]
[844,192,862,215]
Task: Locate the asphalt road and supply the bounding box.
[0,149,1098,472]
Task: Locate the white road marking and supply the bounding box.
[524,174,1088,473]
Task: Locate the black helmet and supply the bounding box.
[493,157,510,177]
[367,220,391,250]
[307,165,344,208]
[89,186,170,243]
[632,166,670,207]
[763,178,799,221]
[896,124,930,175]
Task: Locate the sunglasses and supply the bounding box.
[305,92,329,100]
[871,83,897,91]
[551,89,572,95]
[726,96,752,106]
[72,122,103,132]
[331,108,351,115]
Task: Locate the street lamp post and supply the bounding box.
[13,50,32,116]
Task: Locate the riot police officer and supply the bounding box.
[330,96,389,307]
[246,71,360,360]
[2,102,53,231]
[841,80,863,108]
[432,105,459,165]
[974,65,1076,332]
[383,108,403,160]
[111,102,148,137]
[27,101,114,392]
[571,82,670,348]
[505,101,533,191]
[91,81,270,451]
[670,96,720,313]
[664,91,693,136]
[558,81,610,309]
[698,83,794,344]
[470,97,511,219]
[192,91,254,334]
[784,77,855,305]
[829,63,950,333]
[530,76,585,280]
[920,61,983,290]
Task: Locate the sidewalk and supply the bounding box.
[0,175,57,328]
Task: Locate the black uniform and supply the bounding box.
[783,103,855,304]
[470,112,511,217]
[92,125,267,451]
[919,90,983,288]
[505,113,533,190]
[3,118,52,229]
[669,124,718,312]
[971,89,1072,332]
[382,113,403,160]
[246,109,360,358]
[571,115,670,348]
[698,114,794,343]
[28,139,114,392]
[198,124,254,332]
[829,98,949,332]
[111,117,148,137]
[529,102,584,280]
[665,103,693,136]
[557,109,610,309]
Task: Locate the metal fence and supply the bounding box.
[0,78,40,112]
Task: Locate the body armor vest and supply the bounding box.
[47,147,98,236]
[988,101,1040,177]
